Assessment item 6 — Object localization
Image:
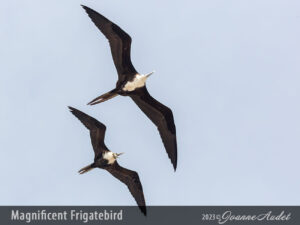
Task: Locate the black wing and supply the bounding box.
[130,87,177,170]
[68,107,108,158]
[106,162,146,215]
[82,5,137,81]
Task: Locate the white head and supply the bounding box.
[122,71,155,92]
[103,151,124,165]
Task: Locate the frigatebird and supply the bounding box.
[68,106,146,215]
[82,5,177,171]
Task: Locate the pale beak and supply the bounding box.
[116,152,124,157]
[146,70,155,78]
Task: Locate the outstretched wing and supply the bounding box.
[130,87,177,170]
[82,5,137,81]
[106,162,146,215]
[68,107,108,158]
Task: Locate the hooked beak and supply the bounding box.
[116,152,124,157]
[146,70,155,78]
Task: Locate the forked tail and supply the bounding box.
[87,89,118,105]
[78,164,94,174]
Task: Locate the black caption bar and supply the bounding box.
[0,206,299,225]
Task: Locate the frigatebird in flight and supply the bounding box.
[82,5,177,171]
[68,106,146,215]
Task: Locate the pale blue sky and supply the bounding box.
[1,0,300,206]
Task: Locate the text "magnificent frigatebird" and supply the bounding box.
[69,107,146,215]
[82,5,178,171]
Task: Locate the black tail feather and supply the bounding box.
[78,164,94,174]
[88,89,118,105]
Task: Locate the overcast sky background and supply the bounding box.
[1,0,300,206]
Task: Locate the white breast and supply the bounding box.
[103,151,116,165]
[122,74,147,92]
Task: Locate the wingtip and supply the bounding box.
[171,157,177,172]
[173,164,177,172]
[68,106,80,114]
[140,206,147,216]
[81,5,91,14]
[68,107,82,117]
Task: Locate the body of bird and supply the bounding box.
[122,74,147,92]
[85,150,121,170]
[102,151,119,165]
[82,5,178,171]
[68,107,146,215]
